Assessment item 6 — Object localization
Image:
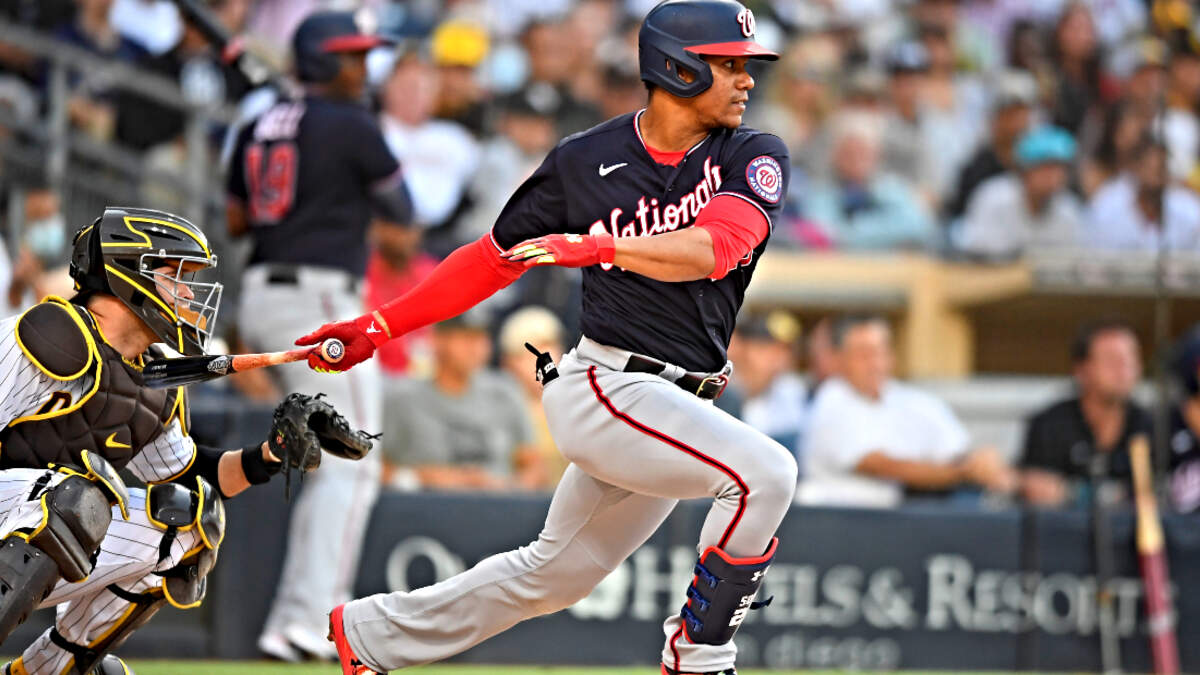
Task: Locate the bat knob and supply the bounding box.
[321,338,345,363]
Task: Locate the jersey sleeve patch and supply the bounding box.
[745,155,783,204]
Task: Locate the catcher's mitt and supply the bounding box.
[268,393,375,498]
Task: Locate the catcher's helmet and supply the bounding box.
[638,0,778,98]
[293,11,388,83]
[70,207,222,357]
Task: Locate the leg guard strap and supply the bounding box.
[50,587,165,674]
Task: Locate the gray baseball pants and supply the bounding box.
[342,336,797,673]
[238,265,383,657]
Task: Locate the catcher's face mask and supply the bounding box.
[142,254,223,355]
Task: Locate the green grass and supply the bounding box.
[121,663,1071,675]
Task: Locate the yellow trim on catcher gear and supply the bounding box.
[5,301,104,433]
[161,578,204,610]
[100,215,211,258]
[102,264,185,353]
[195,476,224,550]
[6,655,29,675]
[10,487,50,544]
[13,298,95,382]
[144,486,196,533]
[146,429,197,486]
[81,450,129,520]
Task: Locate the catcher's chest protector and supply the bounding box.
[0,298,183,471]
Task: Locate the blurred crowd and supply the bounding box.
[3,0,1200,514]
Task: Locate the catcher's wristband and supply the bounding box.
[242,443,282,485]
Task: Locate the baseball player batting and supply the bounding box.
[304,2,793,674]
[0,207,372,675]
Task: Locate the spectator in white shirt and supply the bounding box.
[1088,137,1200,252]
[957,125,1084,260]
[378,48,480,230]
[798,315,1017,508]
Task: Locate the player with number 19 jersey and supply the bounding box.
[226,95,403,277]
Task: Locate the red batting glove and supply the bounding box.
[501,233,615,268]
[295,312,391,373]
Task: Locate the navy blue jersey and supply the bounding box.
[227,95,401,276]
[491,111,789,372]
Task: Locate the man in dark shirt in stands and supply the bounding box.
[1020,320,1151,507]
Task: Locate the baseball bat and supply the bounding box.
[142,339,344,389]
[1088,451,1122,674]
[1129,434,1180,675]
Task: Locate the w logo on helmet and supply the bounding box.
[736,8,755,38]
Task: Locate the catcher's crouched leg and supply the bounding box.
[39,479,223,675]
[0,455,129,644]
[678,538,778,646]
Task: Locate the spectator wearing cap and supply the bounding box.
[1019,320,1150,508]
[1167,325,1200,513]
[430,20,491,137]
[798,315,1016,508]
[945,71,1037,219]
[957,126,1083,260]
[1087,136,1200,251]
[498,306,567,488]
[802,111,936,251]
[380,313,545,492]
[379,49,480,232]
[726,311,808,454]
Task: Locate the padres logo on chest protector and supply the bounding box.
[0,297,184,470]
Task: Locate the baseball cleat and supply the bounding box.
[661,665,736,675]
[329,603,379,674]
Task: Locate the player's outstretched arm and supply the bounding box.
[297,234,526,371]
[503,193,769,283]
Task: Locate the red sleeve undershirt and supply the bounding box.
[371,195,769,339]
[373,234,524,339]
[696,194,770,280]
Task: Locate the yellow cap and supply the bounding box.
[432,21,489,67]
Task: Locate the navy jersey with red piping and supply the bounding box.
[227,95,401,276]
[490,110,789,372]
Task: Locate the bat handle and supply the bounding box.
[319,338,345,364]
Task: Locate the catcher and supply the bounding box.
[0,207,372,675]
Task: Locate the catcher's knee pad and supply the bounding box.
[29,472,115,582]
[0,536,62,643]
[679,537,778,645]
[145,477,224,609]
